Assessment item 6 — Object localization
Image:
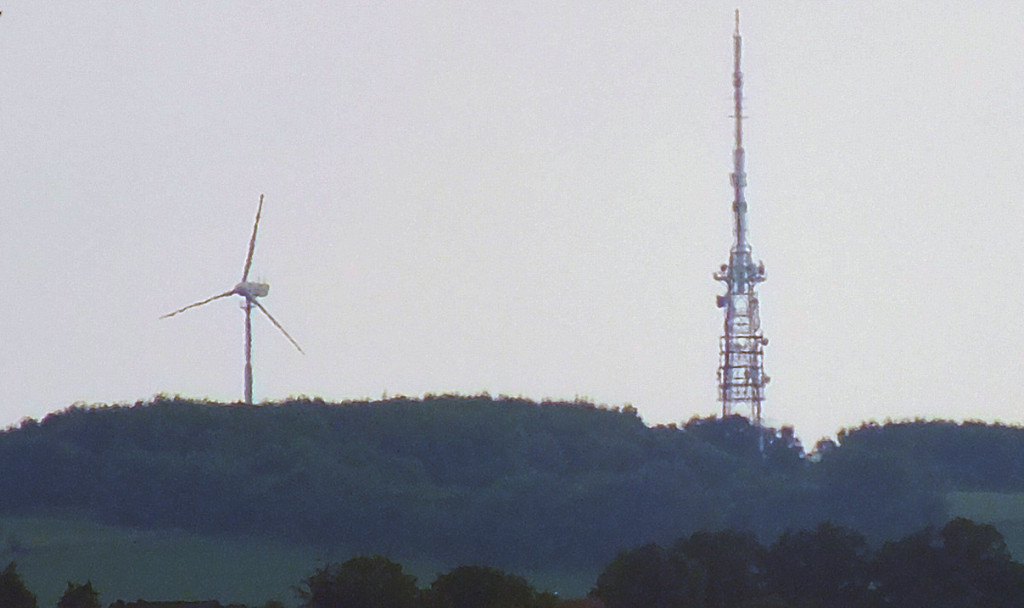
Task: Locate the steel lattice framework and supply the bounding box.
[714,12,769,424]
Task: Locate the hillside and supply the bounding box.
[3,396,1024,588]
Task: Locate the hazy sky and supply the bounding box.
[2,2,1022,445]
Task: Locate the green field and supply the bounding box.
[0,516,326,607]
[6,498,1024,606]
[0,516,591,607]
[947,492,1024,560]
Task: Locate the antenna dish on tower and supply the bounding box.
[714,11,770,425]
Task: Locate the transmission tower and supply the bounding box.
[714,11,769,425]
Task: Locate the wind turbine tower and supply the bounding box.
[162,194,304,405]
[714,11,770,425]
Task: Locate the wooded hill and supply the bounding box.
[1,395,1022,574]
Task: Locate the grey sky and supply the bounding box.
[1,2,1022,445]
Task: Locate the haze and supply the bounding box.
[1,2,1022,445]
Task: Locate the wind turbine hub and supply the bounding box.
[234,281,269,298]
[162,194,302,406]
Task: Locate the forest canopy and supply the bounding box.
[2,395,1023,573]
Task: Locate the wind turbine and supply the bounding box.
[162,194,303,405]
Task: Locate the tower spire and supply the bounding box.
[714,10,769,425]
[731,9,748,252]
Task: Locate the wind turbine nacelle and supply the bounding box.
[234,281,270,298]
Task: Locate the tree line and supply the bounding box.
[2,563,98,608]
[0,557,560,608]
[5,518,1023,607]
[596,518,1024,608]
[2,395,1024,574]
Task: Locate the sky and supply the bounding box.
[1,2,1022,445]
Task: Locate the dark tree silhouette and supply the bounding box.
[296,555,418,608]
[871,518,1024,607]
[594,543,705,608]
[674,529,765,608]
[424,565,557,608]
[57,581,100,608]
[764,522,870,607]
[0,562,37,608]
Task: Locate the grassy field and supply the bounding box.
[12,496,1024,606]
[947,491,1024,561]
[0,516,593,607]
[0,516,326,607]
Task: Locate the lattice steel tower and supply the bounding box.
[714,11,769,424]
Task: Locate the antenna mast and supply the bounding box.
[714,10,769,424]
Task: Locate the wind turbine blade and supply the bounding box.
[241,193,264,282]
[252,299,304,354]
[160,290,235,318]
